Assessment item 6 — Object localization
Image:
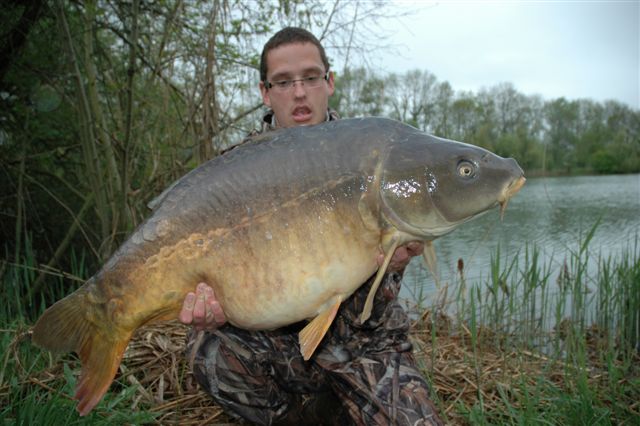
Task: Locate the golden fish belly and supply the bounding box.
[212,199,380,329]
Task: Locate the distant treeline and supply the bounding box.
[331,68,640,176]
[1,1,638,291]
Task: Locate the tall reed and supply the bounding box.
[410,224,639,424]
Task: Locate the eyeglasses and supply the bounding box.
[264,73,329,91]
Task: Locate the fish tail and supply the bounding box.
[75,333,131,416]
[32,284,132,416]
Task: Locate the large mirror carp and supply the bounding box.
[32,117,525,415]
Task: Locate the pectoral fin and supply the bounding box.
[423,241,441,288]
[299,296,342,360]
[360,237,400,323]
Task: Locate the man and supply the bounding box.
[179,27,444,425]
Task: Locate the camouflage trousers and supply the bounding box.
[187,272,444,425]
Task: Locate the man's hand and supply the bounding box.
[178,282,226,331]
[377,241,424,272]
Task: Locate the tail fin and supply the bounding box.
[32,286,132,416]
[74,333,131,415]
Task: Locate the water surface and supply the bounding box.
[402,173,640,303]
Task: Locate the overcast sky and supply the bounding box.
[371,1,639,109]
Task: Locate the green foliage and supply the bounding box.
[592,150,619,174]
[0,343,157,425]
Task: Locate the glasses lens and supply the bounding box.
[274,81,291,90]
[269,73,327,91]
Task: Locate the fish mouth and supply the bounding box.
[498,176,526,219]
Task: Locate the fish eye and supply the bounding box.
[457,160,476,178]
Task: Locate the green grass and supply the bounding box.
[0,315,158,425]
[0,242,157,425]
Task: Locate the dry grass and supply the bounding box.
[117,323,234,425]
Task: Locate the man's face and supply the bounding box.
[259,42,335,128]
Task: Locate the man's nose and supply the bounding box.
[292,81,307,97]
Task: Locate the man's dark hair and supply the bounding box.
[260,27,330,82]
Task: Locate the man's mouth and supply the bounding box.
[292,106,313,122]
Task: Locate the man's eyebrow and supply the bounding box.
[269,67,325,81]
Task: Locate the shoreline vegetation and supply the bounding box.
[1,236,638,424]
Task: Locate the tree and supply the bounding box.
[331,67,388,117]
[450,93,477,142]
[431,81,454,137]
[544,98,580,172]
[386,69,437,130]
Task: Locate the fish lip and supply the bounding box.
[508,175,526,198]
[498,175,526,218]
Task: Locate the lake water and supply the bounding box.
[401,173,640,305]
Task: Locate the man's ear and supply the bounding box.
[259,81,271,107]
[327,71,335,96]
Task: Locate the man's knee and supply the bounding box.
[189,327,331,425]
[191,329,279,402]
